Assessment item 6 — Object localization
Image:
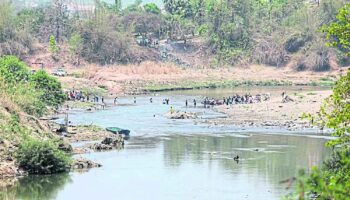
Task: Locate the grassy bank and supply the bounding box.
[0,56,70,178]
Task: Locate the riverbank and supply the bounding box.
[54,63,347,95]
[210,90,331,132]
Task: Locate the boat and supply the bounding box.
[106,127,130,136]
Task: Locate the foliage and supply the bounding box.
[323,3,350,55]
[144,3,161,15]
[16,139,71,174]
[0,56,30,83]
[288,5,350,198]
[0,56,65,115]
[49,35,59,59]
[30,70,66,107]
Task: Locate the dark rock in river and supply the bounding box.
[58,142,73,153]
[88,136,124,151]
[72,158,102,170]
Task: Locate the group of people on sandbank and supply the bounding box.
[201,93,271,107]
[67,89,105,104]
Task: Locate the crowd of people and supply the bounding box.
[67,89,272,109]
[201,93,271,107]
[67,89,105,104]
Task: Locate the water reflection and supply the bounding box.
[0,173,71,200]
[0,133,329,200]
[162,134,329,196]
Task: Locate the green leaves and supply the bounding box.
[0,56,30,84]
[0,56,65,116]
[30,70,66,107]
[323,3,350,55]
[16,139,71,174]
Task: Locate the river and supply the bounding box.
[1,87,331,200]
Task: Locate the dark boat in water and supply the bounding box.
[106,127,130,136]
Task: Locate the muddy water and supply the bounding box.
[1,87,331,200]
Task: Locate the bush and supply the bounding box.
[16,139,71,174]
[30,70,65,107]
[252,36,289,67]
[284,33,310,53]
[0,56,30,83]
[143,3,161,15]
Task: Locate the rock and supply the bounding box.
[72,147,90,155]
[58,142,73,153]
[0,161,27,178]
[71,158,102,170]
[89,143,113,151]
[165,111,197,119]
[87,136,124,151]
[101,137,114,145]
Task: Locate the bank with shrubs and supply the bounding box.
[0,55,71,177]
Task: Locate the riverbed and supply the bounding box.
[1,87,332,200]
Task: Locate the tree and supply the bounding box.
[0,56,30,84]
[68,33,83,64]
[323,3,350,55]
[49,35,60,60]
[30,70,66,107]
[287,4,350,199]
[144,3,161,15]
[115,0,122,12]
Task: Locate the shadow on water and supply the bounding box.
[0,173,71,200]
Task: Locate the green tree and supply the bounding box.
[144,3,161,15]
[287,4,350,199]
[68,33,83,63]
[0,56,30,83]
[323,3,350,55]
[30,70,66,107]
[49,35,59,59]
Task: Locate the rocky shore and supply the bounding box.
[0,122,124,187]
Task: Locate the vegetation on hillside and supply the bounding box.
[0,55,70,175]
[287,4,350,199]
[0,0,349,70]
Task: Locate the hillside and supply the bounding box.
[1,0,350,74]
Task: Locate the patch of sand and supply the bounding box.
[213,90,332,130]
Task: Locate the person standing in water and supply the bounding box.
[134,97,136,104]
[150,98,153,103]
[185,99,188,107]
[193,99,197,107]
[114,97,118,105]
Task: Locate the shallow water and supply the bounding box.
[1,87,331,200]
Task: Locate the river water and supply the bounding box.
[1,87,331,200]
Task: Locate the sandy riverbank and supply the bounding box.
[54,63,347,95]
[210,90,331,131]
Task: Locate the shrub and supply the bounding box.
[143,3,161,15]
[284,33,310,53]
[16,139,71,174]
[0,56,30,83]
[252,36,289,67]
[30,70,65,107]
